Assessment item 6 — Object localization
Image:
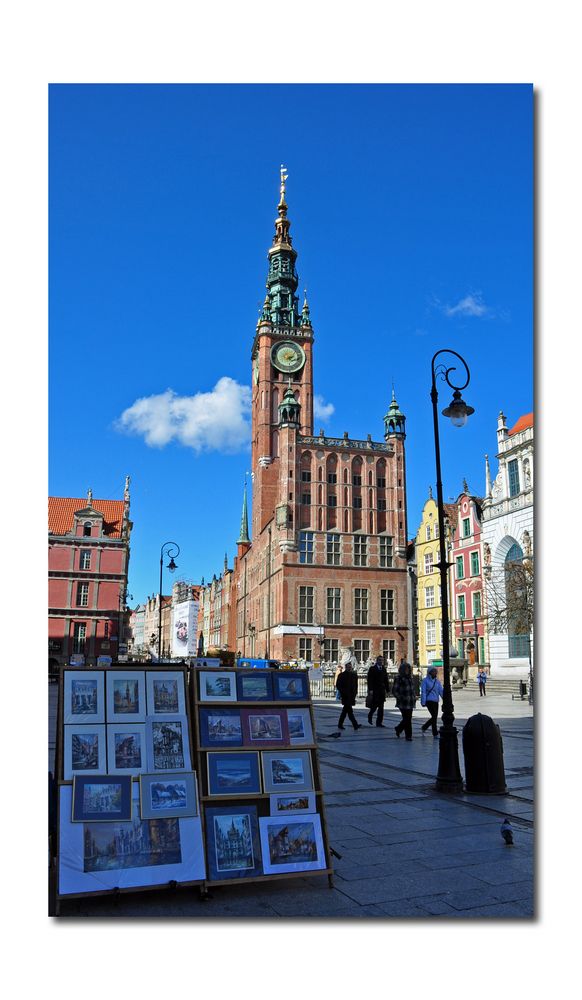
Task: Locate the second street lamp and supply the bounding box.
[430,349,474,793]
[158,542,180,662]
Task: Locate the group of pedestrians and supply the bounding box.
[334,655,445,739]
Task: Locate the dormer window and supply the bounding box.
[83,522,92,537]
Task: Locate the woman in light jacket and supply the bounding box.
[420,666,443,738]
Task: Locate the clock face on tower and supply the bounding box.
[271,341,306,374]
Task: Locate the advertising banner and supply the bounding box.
[171,599,198,658]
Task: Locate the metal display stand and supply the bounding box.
[191,666,334,892]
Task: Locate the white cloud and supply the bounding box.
[443,293,489,318]
[313,394,335,421]
[115,377,251,454]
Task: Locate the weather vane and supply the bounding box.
[280,164,288,202]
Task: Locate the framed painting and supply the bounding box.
[107,723,147,775]
[63,724,107,780]
[262,750,314,793]
[72,775,132,823]
[259,813,326,875]
[240,708,290,748]
[205,804,263,881]
[146,716,192,772]
[139,772,198,819]
[146,671,186,716]
[207,751,262,797]
[236,671,273,702]
[199,707,243,748]
[273,671,310,701]
[58,783,206,895]
[106,671,146,723]
[63,671,105,725]
[269,791,317,816]
[198,670,237,702]
[286,707,314,745]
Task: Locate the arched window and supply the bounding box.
[83,522,92,537]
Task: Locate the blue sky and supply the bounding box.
[49,84,532,605]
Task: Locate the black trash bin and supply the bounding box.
[462,713,507,793]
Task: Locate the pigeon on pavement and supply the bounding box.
[500,818,514,845]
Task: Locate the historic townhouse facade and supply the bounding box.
[48,479,132,670]
[481,411,534,677]
[202,171,410,665]
[449,486,487,666]
[414,492,456,668]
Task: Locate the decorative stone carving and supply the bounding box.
[522,530,532,556]
[483,542,491,565]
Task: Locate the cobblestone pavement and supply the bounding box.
[50,684,534,918]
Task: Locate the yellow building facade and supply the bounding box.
[415,493,455,667]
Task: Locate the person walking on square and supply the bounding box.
[392,661,416,741]
[334,662,343,701]
[420,666,443,737]
[367,655,390,727]
[477,667,488,696]
[336,661,361,731]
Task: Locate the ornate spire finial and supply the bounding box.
[279,164,288,207]
[87,488,93,505]
[237,478,250,544]
[428,485,433,499]
[463,477,469,493]
[124,475,130,501]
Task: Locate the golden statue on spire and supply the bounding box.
[279,164,288,204]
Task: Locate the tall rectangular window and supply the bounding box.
[462,518,471,537]
[80,550,91,570]
[380,589,394,626]
[354,639,370,663]
[458,595,466,620]
[299,586,314,624]
[326,588,341,625]
[470,551,480,576]
[299,531,314,564]
[76,582,89,607]
[425,619,436,646]
[73,622,86,653]
[425,525,431,541]
[352,475,362,486]
[354,588,369,625]
[301,491,311,505]
[508,459,520,498]
[323,638,339,662]
[425,585,435,609]
[377,498,386,511]
[382,639,396,665]
[472,591,482,617]
[326,533,341,565]
[328,495,337,507]
[354,535,368,566]
[379,536,393,567]
[377,476,386,488]
[301,470,311,482]
[456,556,465,579]
[327,473,337,484]
[353,496,362,509]
[424,552,434,574]
[299,637,313,660]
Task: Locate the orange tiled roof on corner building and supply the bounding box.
[48,497,125,538]
[508,412,533,436]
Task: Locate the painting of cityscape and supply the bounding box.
[262,751,313,793]
[115,732,143,768]
[205,804,262,880]
[64,724,106,779]
[83,815,182,872]
[140,772,198,819]
[259,813,326,875]
[199,671,237,702]
[273,672,309,701]
[113,679,140,714]
[207,752,262,796]
[199,708,243,747]
[241,708,289,747]
[270,792,317,815]
[236,671,273,701]
[107,725,146,774]
[63,671,105,724]
[106,671,146,723]
[72,775,132,822]
[147,717,191,771]
[153,678,179,713]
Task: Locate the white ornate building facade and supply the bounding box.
[481,411,534,677]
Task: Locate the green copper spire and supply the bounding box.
[266,165,300,329]
[301,289,312,328]
[237,479,250,544]
[384,387,406,439]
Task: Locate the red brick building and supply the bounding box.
[48,479,132,670]
[204,171,409,665]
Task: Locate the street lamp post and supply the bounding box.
[430,349,474,793]
[158,542,180,663]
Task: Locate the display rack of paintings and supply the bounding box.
[54,664,206,907]
[190,667,333,888]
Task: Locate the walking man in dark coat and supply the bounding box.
[392,661,416,740]
[336,662,361,731]
[367,655,390,727]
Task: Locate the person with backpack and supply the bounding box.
[392,661,416,740]
[336,661,361,731]
[420,666,443,737]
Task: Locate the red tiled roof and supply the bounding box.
[48,497,125,537]
[443,503,457,522]
[508,412,533,436]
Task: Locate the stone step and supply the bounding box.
[464,679,526,695]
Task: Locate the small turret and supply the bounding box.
[384,387,406,440]
[278,379,301,427]
[237,479,250,545]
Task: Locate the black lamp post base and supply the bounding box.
[436,725,464,793]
